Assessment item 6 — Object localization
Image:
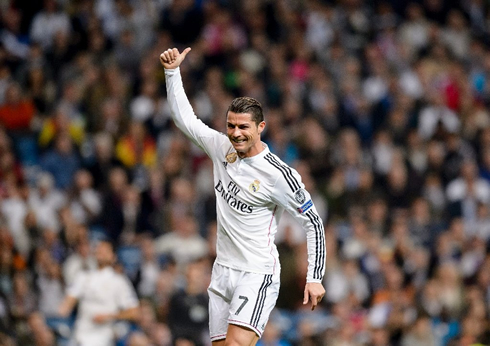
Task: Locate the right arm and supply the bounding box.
[58,271,87,316]
[58,295,77,317]
[161,48,224,157]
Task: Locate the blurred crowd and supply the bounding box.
[0,0,490,345]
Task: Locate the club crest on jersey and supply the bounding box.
[226,152,238,163]
[249,179,260,193]
[294,189,306,204]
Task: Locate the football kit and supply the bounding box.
[165,67,325,338]
[67,267,139,346]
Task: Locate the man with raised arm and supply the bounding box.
[160,47,326,345]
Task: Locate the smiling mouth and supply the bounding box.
[231,138,246,144]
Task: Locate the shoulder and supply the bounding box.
[214,139,235,160]
[261,152,302,192]
[69,270,89,290]
[109,270,133,286]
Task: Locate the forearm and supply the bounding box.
[273,176,326,282]
[164,67,220,156]
[164,67,198,138]
[303,207,326,283]
[58,295,77,317]
[108,307,140,322]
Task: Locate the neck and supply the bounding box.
[238,142,265,158]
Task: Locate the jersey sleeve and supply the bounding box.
[116,276,139,310]
[66,271,87,298]
[270,164,326,283]
[165,67,227,160]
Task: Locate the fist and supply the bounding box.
[159,47,191,70]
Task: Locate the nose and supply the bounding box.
[232,127,241,137]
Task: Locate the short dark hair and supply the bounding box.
[227,97,264,125]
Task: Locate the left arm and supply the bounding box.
[271,165,326,310]
[93,306,140,324]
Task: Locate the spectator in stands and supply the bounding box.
[154,212,208,272]
[28,172,65,232]
[100,166,128,243]
[115,120,157,170]
[29,0,71,51]
[134,235,159,298]
[25,312,56,346]
[0,82,36,134]
[1,181,31,257]
[168,259,210,346]
[2,0,490,344]
[38,106,85,149]
[8,271,37,334]
[39,132,81,190]
[36,256,64,317]
[68,169,102,226]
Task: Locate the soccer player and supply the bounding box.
[160,47,326,345]
[58,240,140,346]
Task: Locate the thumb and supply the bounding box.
[303,288,309,305]
[180,47,192,59]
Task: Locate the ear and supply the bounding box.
[258,121,266,134]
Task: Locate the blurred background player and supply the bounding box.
[58,240,140,346]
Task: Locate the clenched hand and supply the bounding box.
[159,47,191,70]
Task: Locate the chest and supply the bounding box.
[214,159,274,209]
[82,273,118,304]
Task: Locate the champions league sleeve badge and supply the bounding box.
[294,189,306,204]
[295,189,312,213]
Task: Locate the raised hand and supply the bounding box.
[159,47,191,70]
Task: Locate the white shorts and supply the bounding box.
[207,262,280,341]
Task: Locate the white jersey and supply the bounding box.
[67,266,139,346]
[165,68,325,283]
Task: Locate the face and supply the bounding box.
[226,111,265,158]
[95,241,115,267]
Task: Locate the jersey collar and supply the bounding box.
[241,142,270,163]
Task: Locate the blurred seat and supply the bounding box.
[45,316,74,345]
[117,245,142,282]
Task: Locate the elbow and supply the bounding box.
[129,306,141,322]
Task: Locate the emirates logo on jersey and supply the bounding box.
[215,180,253,213]
[249,180,260,193]
[226,152,238,163]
